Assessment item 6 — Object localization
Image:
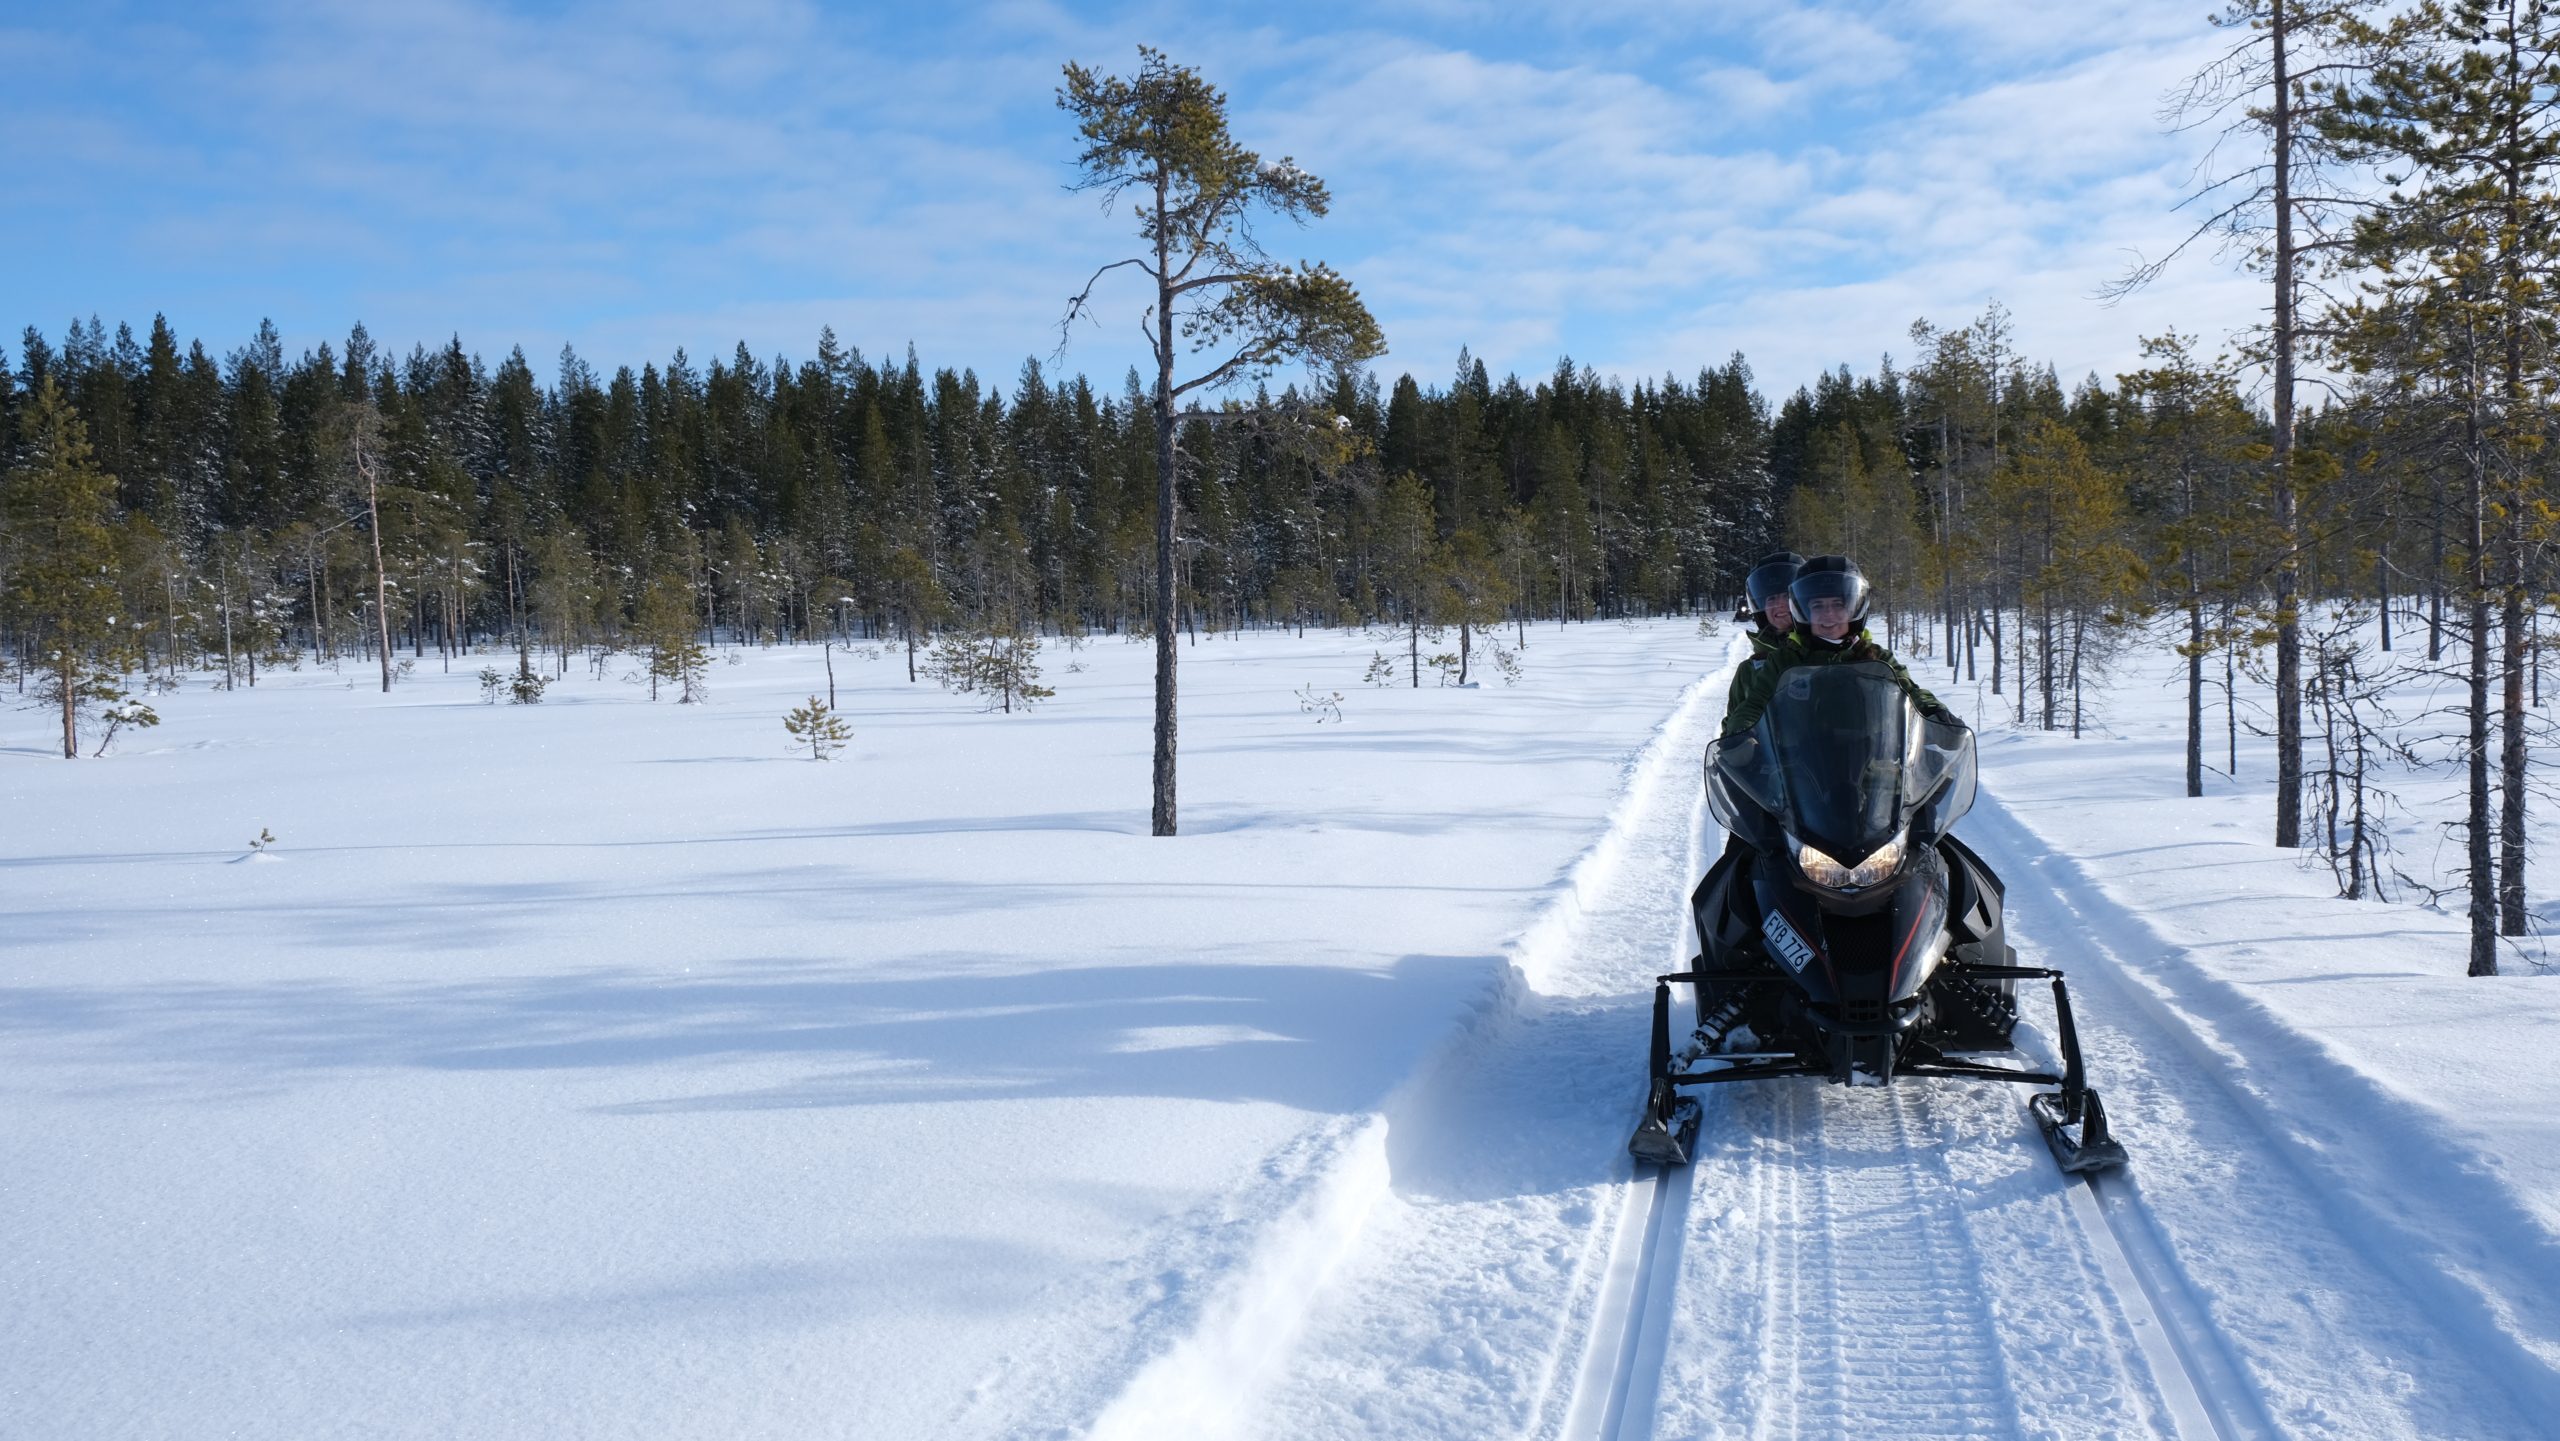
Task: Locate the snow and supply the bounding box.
[7,616,2559,1438]
[0,622,1721,1438]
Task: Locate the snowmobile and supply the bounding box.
[1629,662,2126,1175]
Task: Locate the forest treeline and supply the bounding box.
[0,295,2521,752]
[5,3,2558,971]
[0,317,1779,681]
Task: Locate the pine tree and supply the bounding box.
[924,621,1055,713]
[2128,0,2378,849]
[2,378,133,757]
[783,695,852,758]
[2116,335,2262,795]
[1439,528,1514,684]
[637,573,708,702]
[1059,46,1385,835]
[1984,420,2144,733]
[1372,471,1442,686]
[878,544,948,683]
[2321,0,2560,971]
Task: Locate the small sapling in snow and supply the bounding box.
[91,698,159,755]
[636,576,710,702]
[1428,652,1462,686]
[1362,652,1396,686]
[783,696,853,759]
[1296,685,1345,723]
[250,827,276,852]
[478,666,506,703]
[925,625,1056,713]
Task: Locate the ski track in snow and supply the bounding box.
[1970,792,2560,1441]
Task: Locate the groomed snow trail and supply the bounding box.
[1654,1065,2181,1439]
[1749,1088,2021,1438]
[1214,658,1734,1441]
[1082,658,1741,1441]
[1143,651,2196,1440]
[1215,656,2244,1441]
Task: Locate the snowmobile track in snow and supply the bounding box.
[1976,790,2560,1438]
[2060,1169,2257,1441]
[1559,1155,1695,1440]
[1751,1086,2022,1439]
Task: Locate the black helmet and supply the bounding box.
[1744,551,1805,614]
[1789,554,1870,626]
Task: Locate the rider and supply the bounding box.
[1721,554,1960,737]
[1738,551,1802,662]
[1724,550,1802,729]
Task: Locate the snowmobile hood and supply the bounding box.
[1706,662,1975,864]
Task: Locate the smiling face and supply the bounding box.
[1764,594,1793,631]
[1805,594,1853,641]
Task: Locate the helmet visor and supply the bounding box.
[1745,557,1800,612]
[1789,569,1870,627]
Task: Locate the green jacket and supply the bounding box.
[1744,622,1786,663]
[1723,622,1788,728]
[1721,626,1948,737]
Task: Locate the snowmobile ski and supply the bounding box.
[1629,1089,1700,1167]
[2031,1088,2128,1174]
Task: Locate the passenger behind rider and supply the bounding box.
[1720,554,1961,738]
[1723,550,1803,732]
[1738,550,1803,662]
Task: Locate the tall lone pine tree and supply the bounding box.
[1058,46,1384,836]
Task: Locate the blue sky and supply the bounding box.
[3,0,2264,399]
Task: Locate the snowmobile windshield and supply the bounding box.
[1707,663,1976,861]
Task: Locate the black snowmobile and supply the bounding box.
[1629,662,2126,1175]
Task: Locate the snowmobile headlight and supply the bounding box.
[1792,832,1905,891]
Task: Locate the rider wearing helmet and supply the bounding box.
[1724,550,1802,724]
[1739,551,1803,661]
[1721,554,1958,737]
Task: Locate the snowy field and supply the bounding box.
[6,616,2558,1439]
[1,621,1725,1438]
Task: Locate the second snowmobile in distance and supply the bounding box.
[1629,661,2125,1175]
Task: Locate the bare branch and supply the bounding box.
[1055,256,1159,363]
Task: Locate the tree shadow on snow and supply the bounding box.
[0,951,1506,1122]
